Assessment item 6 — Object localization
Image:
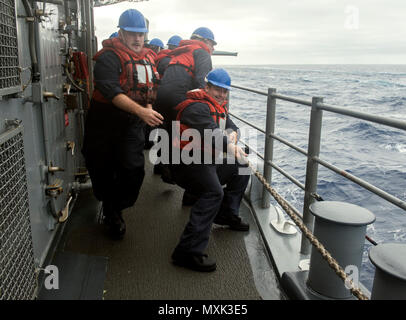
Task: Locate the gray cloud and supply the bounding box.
[94,0,406,64]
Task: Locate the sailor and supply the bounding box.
[142,37,165,150]
[170,68,250,272]
[141,38,165,150]
[146,38,164,54]
[167,35,182,50]
[155,35,183,77]
[153,27,216,188]
[82,8,163,239]
[154,27,216,123]
[148,36,182,151]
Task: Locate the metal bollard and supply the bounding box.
[307,201,375,299]
[369,243,406,300]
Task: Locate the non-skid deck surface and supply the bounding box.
[57,158,281,300]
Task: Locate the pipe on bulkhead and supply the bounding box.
[23,0,62,221]
[22,0,40,82]
[83,0,94,95]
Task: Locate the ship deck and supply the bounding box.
[38,153,285,300]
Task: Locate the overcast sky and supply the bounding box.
[94,0,406,65]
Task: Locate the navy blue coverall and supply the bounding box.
[154,48,212,123]
[82,51,145,213]
[171,101,250,256]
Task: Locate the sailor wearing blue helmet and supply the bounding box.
[167,35,182,50]
[109,32,119,39]
[191,27,217,54]
[117,8,148,53]
[147,38,164,54]
[155,35,183,77]
[153,26,216,188]
[83,8,163,240]
[155,26,216,123]
[170,68,250,272]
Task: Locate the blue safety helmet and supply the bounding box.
[109,32,119,38]
[167,35,182,47]
[191,27,217,45]
[118,9,148,33]
[206,68,231,90]
[149,38,164,49]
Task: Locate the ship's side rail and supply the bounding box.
[227,84,406,300]
[229,84,406,255]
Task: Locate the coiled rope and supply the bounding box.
[246,160,369,300]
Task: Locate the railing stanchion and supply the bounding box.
[301,97,323,255]
[262,88,277,208]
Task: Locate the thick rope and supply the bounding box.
[247,161,369,300]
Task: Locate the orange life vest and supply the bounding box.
[166,40,211,77]
[173,89,228,152]
[155,48,172,77]
[92,37,159,106]
[155,49,172,65]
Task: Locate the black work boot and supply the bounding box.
[213,214,250,231]
[182,191,198,206]
[171,250,216,272]
[104,209,126,240]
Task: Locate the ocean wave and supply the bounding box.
[377,72,406,77]
[316,179,352,200]
[386,229,406,241]
[390,101,406,108]
[279,90,305,96]
[338,122,386,136]
[367,96,406,106]
[342,79,360,83]
[364,80,406,88]
[384,143,406,153]
[337,122,406,143]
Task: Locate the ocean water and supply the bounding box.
[219,64,406,293]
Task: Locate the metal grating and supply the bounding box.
[0,126,36,300]
[0,0,20,95]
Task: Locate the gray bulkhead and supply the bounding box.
[0,1,91,298]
